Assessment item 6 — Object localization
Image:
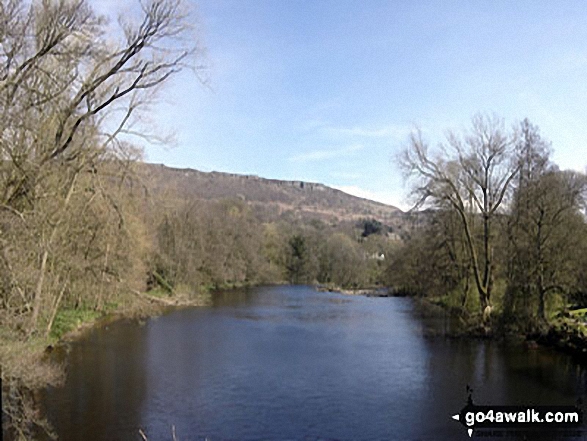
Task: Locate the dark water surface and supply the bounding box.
[43,286,587,440]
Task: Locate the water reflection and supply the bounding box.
[415,305,587,439]
[43,320,149,440]
[43,286,587,440]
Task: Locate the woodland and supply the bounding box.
[1,0,587,439]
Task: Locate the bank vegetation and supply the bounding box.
[2,1,587,439]
[0,1,395,438]
[389,115,587,341]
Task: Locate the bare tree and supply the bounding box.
[0,0,205,330]
[1,0,204,206]
[1,0,205,437]
[400,114,521,317]
[510,169,587,323]
[501,120,587,325]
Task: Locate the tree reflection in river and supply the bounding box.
[43,286,587,440]
[43,320,150,440]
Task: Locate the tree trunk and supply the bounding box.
[30,249,49,331]
[537,265,546,323]
[45,282,67,338]
[29,173,78,332]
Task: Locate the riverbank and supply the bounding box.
[319,286,587,363]
[315,284,396,297]
[530,311,587,363]
[39,284,587,440]
[0,288,211,440]
[413,295,587,363]
[5,285,587,439]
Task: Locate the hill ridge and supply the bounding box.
[140,162,406,227]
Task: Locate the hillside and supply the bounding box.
[139,163,412,232]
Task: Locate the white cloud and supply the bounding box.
[332,185,410,211]
[330,171,362,179]
[324,124,411,140]
[300,120,412,142]
[289,144,364,163]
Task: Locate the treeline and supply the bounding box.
[0,0,203,438]
[4,0,586,438]
[152,199,395,292]
[0,1,397,436]
[387,115,587,332]
[0,0,204,332]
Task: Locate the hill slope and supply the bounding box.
[140,163,409,229]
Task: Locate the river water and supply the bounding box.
[43,285,587,440]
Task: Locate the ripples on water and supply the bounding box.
[43,285,587,440]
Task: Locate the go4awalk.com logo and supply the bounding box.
[451,386,584,438]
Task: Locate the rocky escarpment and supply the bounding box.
[138,163,412,232]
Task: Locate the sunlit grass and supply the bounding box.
[49,308,102,339]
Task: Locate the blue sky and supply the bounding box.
[108,0,587,210]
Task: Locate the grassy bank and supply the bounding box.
[315,283,393,297]
[319,283,587,361]
[411,291,587,363]
[0,288,211,440]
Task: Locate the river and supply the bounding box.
[43,285,587,440]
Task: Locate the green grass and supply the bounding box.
[567,307,587,322]
[146,287,172,298]
[50,308,102,339]
[104,301,119,310]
